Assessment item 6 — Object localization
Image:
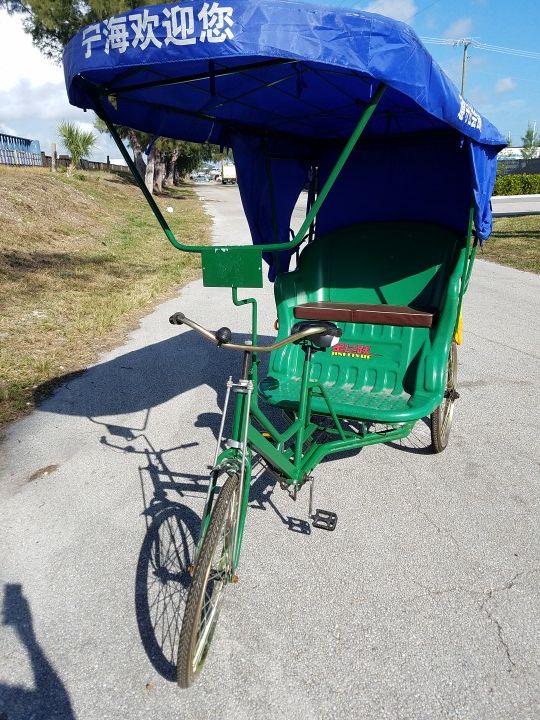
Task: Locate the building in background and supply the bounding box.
[0,133,42,166]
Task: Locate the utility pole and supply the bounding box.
[51,142,57,172]
[461,40,472,95]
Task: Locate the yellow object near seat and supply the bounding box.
[454,311,463,345]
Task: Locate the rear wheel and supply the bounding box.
[176,472,240,688]
[431,341,458,453]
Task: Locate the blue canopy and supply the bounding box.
[64,0,505,276]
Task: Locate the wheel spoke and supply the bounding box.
[441,400,452,438]
[192,579,225,669]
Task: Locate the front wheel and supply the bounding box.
[176,472,240,688]
[430,341,458,453]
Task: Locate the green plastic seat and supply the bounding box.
[261,222,466,423]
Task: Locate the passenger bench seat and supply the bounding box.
[294,301,434,328]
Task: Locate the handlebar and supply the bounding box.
[169,312,340,353]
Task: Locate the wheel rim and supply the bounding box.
[439,344,457,445]
[190,485,238,673]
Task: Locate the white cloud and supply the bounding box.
[495,77,517,94]
[0,10,63,92]
[443,17,473,39]
[362,0,417,22]
[75,121,98,136]
[0,122,17,135]
[0,9,82,144]
[0,79,81,121]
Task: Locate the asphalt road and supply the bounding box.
[1,184,539,720]
[492,194,540,216]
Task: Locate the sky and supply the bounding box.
[0,0,539,161]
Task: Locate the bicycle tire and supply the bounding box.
[430,341,458,453]
[176,472,240,688]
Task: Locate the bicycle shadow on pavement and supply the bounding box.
[35,329,273,421]
[94,414,204,682]
[385,416,434,455]
[135,494,200,682]
[0,583,75,720]
[95,408,311,681]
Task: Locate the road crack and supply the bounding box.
[405,482,460,548]
[480,593,516,671]
[478,570,540,672]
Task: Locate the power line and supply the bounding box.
[406,0,444,22]
[421,37,540,61]
[421,37,540,93]
[477,43,540,60]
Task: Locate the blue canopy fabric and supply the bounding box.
[64,0,506,277]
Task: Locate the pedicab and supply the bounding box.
[63,0,505,687]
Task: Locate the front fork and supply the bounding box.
[196,359,254,572]
[197,343,313,571]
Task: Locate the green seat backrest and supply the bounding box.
[269,222,463,403]
[282,222,461,311]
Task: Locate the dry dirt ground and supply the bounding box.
[0,166,210,427]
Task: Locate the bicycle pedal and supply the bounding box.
[311,509,337,531]
[287,517,311,534]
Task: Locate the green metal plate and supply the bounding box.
[201,247,263,288]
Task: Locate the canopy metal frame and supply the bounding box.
[95,81,387,256]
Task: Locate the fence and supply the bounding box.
[40,154,129,173]
[498,158,540,176]
[1,132,129,173]
[81,157,129,173]
[0,133,42,166]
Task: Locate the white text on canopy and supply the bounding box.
[82,2,235,58]
[457,96,482,131]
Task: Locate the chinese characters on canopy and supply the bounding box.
[82,2,235,58]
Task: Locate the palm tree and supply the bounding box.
[57,121,97,174]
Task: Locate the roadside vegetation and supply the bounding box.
[58,121,97,175]
[493,173,540,196]
[481,215,540,274]
[0,166,210,429]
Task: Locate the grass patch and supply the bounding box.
[480,215,540,274]
[0,166,210,428]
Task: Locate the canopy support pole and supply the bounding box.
[289,83,386,248]
[98,82,386,255]
[99,106,191,252]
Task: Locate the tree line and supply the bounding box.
[94,121,225,193]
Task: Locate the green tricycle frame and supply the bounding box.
[63,0,505,688]
[101,84,477,687]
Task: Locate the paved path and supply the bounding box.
[1,185,539,720]
[492,194,540,216]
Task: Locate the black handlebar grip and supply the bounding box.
[215,327,232,345]
[169,312,186,325]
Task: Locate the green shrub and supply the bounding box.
[494,173,540,196]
